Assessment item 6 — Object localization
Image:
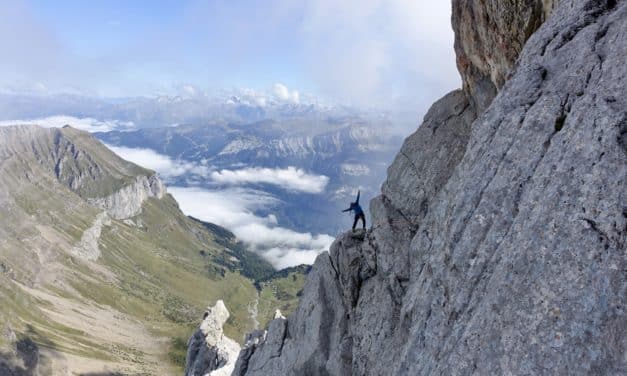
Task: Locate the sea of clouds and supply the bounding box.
[0,115,134,133]
[109,144,334,269]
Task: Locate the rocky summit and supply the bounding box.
[220,0,626,375]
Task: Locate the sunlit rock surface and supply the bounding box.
[185,300,241,376]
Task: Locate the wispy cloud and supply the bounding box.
[106,145,210,179]
[169,186,333,268]
[0,115,134,133]
[211,166,328,193]
[264,248,324,270]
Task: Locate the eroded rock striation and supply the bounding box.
[231,0,626,374]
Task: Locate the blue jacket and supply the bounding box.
[343,191,363,216]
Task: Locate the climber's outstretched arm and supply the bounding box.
[356,190,360,204]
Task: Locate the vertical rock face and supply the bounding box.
[185,300,242,376]
[87,174,166,219]
[453,0,560,111]
[231,0,626,375]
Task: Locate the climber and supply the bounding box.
[342,190,366,231]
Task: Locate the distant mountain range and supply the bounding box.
[0,91,406,265]
[0,91,399,129]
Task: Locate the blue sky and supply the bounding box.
[0,0,459,109]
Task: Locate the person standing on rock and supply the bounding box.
[342,190,366,231]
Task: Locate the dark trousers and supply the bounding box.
[353,213,366,230]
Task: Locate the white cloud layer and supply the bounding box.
[110,145,329,194]
[169,186,333,268]
[105,145,334,268]
[106,145,210,179]
[211,166,328,193]
[0,115,134,133]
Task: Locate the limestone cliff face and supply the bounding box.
[88,174,166,219]
[231,0,626,374]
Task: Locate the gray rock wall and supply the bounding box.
[231,0,626,375]
[88,174,165,219]
[452,0,560,111]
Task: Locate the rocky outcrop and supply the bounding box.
[232,0,626,374]
[70,211,111,260]
[88,174,165,219]
[72,172,165,261]
[185,300,241,376]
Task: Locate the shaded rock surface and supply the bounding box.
[232,0,626,375]
[453,0,560,111]
[185,300,241,376]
